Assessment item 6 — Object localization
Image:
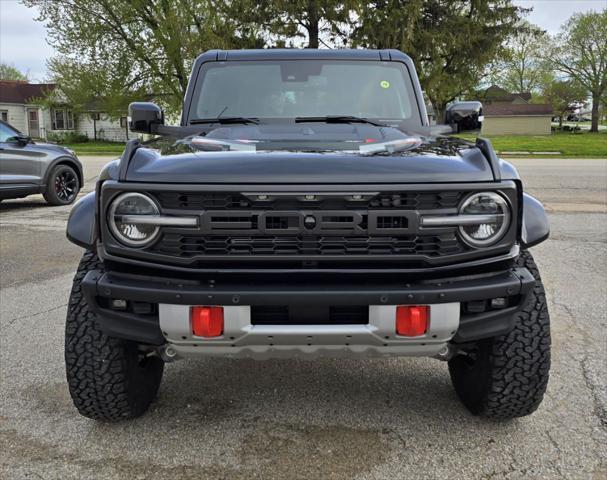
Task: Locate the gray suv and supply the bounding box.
[0,120,82,205]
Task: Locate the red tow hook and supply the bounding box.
[396,305,429,336]
[191,306,224,338]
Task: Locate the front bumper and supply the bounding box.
[81,266,535,358]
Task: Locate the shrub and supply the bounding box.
[47,132,89,144]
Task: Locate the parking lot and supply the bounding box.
[1,157,606,479]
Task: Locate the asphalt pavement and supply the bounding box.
[1,157,606,479]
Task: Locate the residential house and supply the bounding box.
[477,85,552,136]
[481,103,553,136]
[0,80,134,142]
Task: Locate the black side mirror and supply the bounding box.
[128,102,164,134]
[7,134,31,146]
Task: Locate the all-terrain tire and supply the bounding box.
[65,251,164,421]
[448,250,551,419]
[43,164,80,205]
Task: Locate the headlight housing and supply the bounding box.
[458,192,511,247]
[108,192,160,247]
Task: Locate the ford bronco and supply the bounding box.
[65,49,550,421]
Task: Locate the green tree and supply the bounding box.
[539,79,587,127]
[548,10,607,132]
[266,0,351,48]
[351,0,529,122]
[224,0,354,48]
[494,21,551,94]
[45,56,148,120]
[0,63,29,81]
[23,0,266,114]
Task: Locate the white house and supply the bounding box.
[0,80,135,142]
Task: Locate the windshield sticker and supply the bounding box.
[380,80,390,89]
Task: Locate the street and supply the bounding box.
[1,157,606,479]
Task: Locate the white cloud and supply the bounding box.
[514,0,606,34]
[0,0,56,82]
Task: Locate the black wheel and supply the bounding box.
[43,164,80,205]
[65,251,164,421]
[448,250,551,419]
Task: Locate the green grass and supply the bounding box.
[453,130,607,158]
[65,141,125,156]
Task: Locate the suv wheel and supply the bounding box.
[65,251,164,421]
[44,164,80,205]
[448,250,551,419]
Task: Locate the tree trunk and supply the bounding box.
[559,115,563,128]
[433,102,446,125]
[306,0,319,48]
[590,93,600,133]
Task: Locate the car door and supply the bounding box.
[0,122,43,187]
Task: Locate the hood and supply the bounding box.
[124,125,495,184]
[32,141,76,156]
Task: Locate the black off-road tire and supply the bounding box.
[43,164,80,205]
[448,250,551,420]
[65,251,164,421]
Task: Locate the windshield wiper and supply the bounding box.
[190,117,260,125]
[295,115,386,127]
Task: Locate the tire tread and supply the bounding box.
[65,251,163,421]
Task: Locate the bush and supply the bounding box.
[47,132,89,144]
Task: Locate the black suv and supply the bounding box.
[65,49,550,421]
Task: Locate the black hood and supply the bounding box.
[124,124,495,184]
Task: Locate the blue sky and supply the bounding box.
[1,0,606,82]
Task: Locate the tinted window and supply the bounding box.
[189,60,420,125]
[0,122,19,142]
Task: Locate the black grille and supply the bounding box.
[156,192,249,209]
[153,233,463,257]
[138,190,477,264]
[155,191,463,211]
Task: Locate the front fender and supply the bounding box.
[521,193,549,248]
[66,191,97,249]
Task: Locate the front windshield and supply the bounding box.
[188,60,421,126]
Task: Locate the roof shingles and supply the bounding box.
[0,81,56,104]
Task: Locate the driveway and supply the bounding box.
[1,157,605,479]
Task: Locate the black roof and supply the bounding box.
[199,48,411,62]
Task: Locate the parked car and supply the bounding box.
[0,120,82,205]
[65,49,551,422]
[446,100,483,132]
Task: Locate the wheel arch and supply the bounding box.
[43,156,84,189]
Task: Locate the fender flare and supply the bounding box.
[66,191,97,249]
[521,193,549,248]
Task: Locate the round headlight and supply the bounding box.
[108,192,160,247]
[459,192,510,247]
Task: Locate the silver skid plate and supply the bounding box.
[159,303,460,360]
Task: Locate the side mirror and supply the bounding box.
[128,102,164,134]
[7,134,31,146]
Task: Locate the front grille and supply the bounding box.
[102,187,522,268]
[147,190,472,262]
[156,191,463,211]
[152,233,463,257]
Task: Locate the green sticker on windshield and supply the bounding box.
[380,80,390,89]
